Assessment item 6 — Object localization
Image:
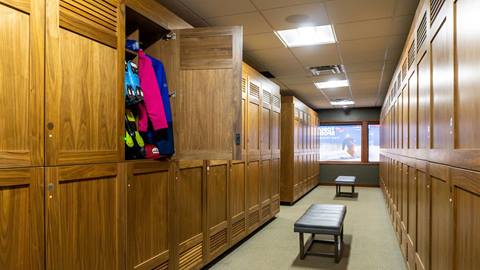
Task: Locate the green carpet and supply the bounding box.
[209,186,406,270]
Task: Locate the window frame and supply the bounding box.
[319,120,380,165]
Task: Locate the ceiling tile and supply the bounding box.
[394,0,420,16]
[348,71,382,81]
[291,44,341,67]
[276,75,315,86]
[156,0,208,27]
[206,12,272,35]
[244,32,284,51]
[245,47,297,65]
[266,61,308,77]
[262,2,329,30]
[326,0,396,24]
[339,37,390,64]
[321,87,351,100]
[334,18,394,41]
[344,61,385,73]
[179,0,256,18]
[251,0,325,10]
[391,15,415,36]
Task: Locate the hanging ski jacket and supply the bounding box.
[147,55,175,156]
[137,50,168,132]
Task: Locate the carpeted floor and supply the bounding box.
[208,186,406,270]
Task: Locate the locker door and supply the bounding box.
[45,0,124,165]
[0,167,44,269]
[126,160,172,270]
[0,0,44,167]
[229,161,246,245]
[174,26,243,160]
[205,161,229,261]
[46,163,125,270]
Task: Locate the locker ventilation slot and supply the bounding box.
[250,83,260,100]
[232,218,245,239]
[262,204,271,218]
[430,0,445,25]
[179,242,203,270]
[248,211,259,228]
[272,95,281,109]
[408,41,415,68]
[397,73,401,87]
[263,90,271,106]
[402,60,407,81]
[417,13,427,52]
[157,261,168,270]
[209,229,227,253]
[242,78,247,93]
[59,0,118,47]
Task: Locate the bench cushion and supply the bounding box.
[335,176,356,184]
[294,204,346,235]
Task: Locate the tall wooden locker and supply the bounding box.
[46,163,126,270]
[229,160,247,245]
[126,160,172,270]
[270,90,281,215]
[0,0,44,168]
[174,160,205,270]
[259,84,272,222]
[45,0,125,165]
[0,167,44,269]
[205,160,229,262]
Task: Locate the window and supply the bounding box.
[368,124,380,162]
[320,125,362,161]
[319,121,379,163]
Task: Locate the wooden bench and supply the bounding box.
[294,204,347,263]
[335,176,356,197]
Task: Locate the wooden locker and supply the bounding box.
[417,50,431,149]
[451,167,480,270]
[126,160,172,270]
[259,159,271,222]
[229,161,246,245]
[46,163,126,270]
[429,163,452,270]
[416,169,430,270]
[174,160,205,270]
[0,0,44,167]
[271,158,280,215]
[45,0,124,165]
[205,161,229,262]
[248,77,261,161]
[407,166,417,248]
[0,167,44,269]
[246,160,260,231]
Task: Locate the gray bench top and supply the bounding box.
[294,204,347,235]
[335,176,356,183]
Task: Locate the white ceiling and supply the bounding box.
[156,0,419,109]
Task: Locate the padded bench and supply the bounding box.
[294,204,346,263]
[335,176,356,197]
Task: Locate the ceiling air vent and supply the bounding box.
[309,65,345,76]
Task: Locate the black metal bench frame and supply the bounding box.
[335,182,355,197]
[298,227,344,263]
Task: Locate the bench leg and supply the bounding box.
[334,235,340,263]
[299,232,305,259]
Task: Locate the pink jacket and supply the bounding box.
[137,50,168,131]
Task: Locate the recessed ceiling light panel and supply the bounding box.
[330,99,355,106]
[275,25,336,48]
[314,80,349,89]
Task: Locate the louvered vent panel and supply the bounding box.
[431,0,446,25]
[248,211,259,228]
[397,73,401,88]
[272,95,280,109]
[156,261,168,270]
[232,218,245,239]
[209,229,227,253]
[263,90,271,106]
[417,13,427,51]
[242,77,246,93]
[179,242,203,270]
[408,41,415,68]
[59,0,118,47]
[402,60,407,81]
[261,204,270,218]
[249,83,260,100]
